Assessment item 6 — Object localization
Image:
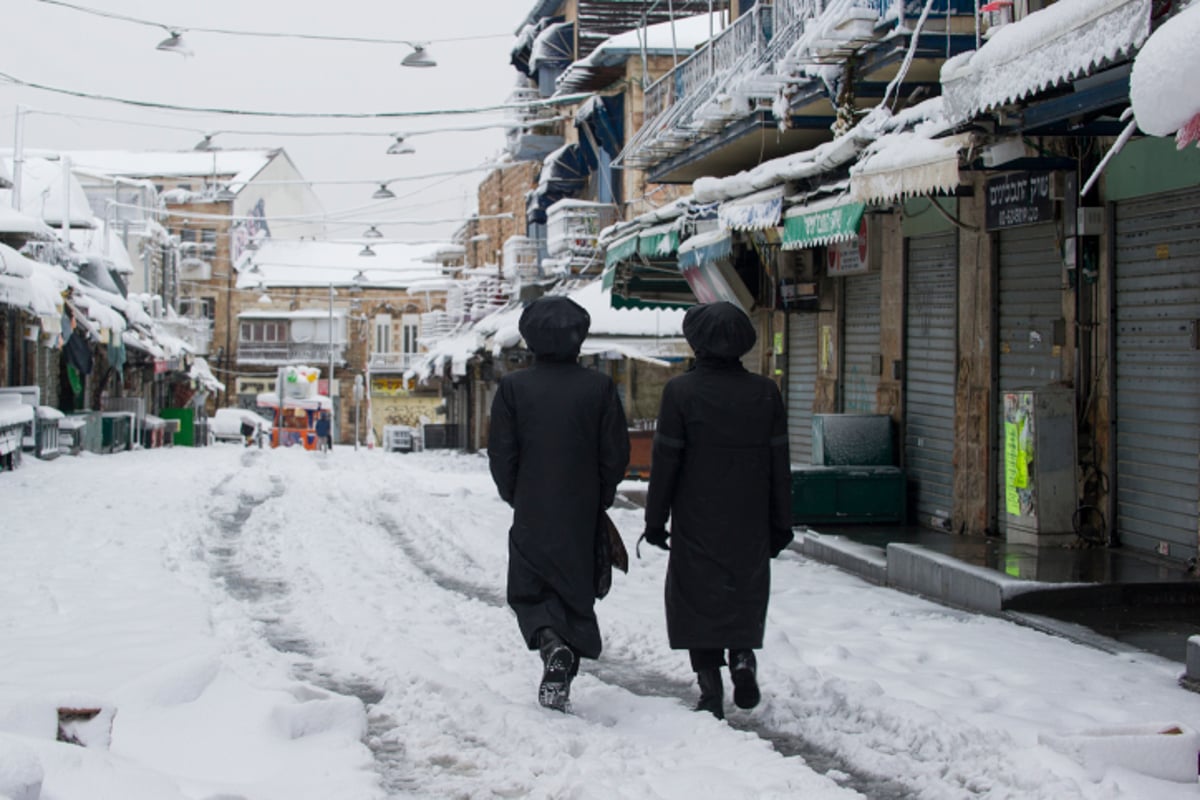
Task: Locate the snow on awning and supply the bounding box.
[638,222,681,258]
[605,231,640,268]
[1130,3,1200,147]
[718,187,784,232]
[580,337,692,367]
[678,229,733,270]
[781,199,864,250]
[122,329,165,359]
[941,0,1150,122]
[849,133,971,205]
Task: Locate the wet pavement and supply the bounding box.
[800,523,1200,665]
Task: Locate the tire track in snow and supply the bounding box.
[203,461,425,796]
[377,512,915,800]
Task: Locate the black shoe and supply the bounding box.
[537,629,576,712]
[694,668,724,720]
[730,650,760,710]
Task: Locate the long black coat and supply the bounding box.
[644,357,793,650]
[488,359,630,659]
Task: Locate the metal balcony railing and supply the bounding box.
[368,352,420,371]
[237,342,345,365]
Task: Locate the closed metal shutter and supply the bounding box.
[995,223,1063,536]
[787,312,818,464]
[904,232,957,529]
[1114,187,1200,563]
[842,270,882,413]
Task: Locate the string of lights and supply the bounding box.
[36,0,511,46]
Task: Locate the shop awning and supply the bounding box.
[605,258,695,310]
[678,229,733,270]
[717,187,785,231]
[638,222,681,258]
[527,143,591,225]
[850,133,970,204]
[576,95,625,171]
[580,336,692,366]
[529,20,575,73]
[604,231,640,269]
[676,230,751,310]
[781,200,865,250]
[941,0,1150,122]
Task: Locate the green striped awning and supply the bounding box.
[782,201,865,250]
[604,231,640,267]
[637,223,681,258]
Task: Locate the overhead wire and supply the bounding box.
[36,0,512,45]
[0,70,592,120]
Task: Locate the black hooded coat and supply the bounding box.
[488,297,630,659]
[644,302,793,650]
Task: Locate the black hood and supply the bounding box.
[682,301,755,360]
[518,296,590,358]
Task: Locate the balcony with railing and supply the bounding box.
[237,342,346,366]
[622,0,979,174]
[368,352,420,372]
[546,200,618,273]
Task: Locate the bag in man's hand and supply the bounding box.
[594,510,629,600]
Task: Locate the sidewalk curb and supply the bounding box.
[794,530,1200,691]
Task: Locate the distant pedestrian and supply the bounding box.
[315,412,333,452]
[641,302,793,719]
[240,419,256,448]
[488,296,630,711]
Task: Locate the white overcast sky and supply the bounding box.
[3,0,539,241]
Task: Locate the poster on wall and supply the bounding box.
[1003,391,1035,520]
[825,216,870,276]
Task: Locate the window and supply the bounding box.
[240,320,287,342]
[400,314,419,356]
[179,297,215,320]
[374,314,392,353]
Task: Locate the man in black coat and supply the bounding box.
[641,301,793,719]
[488,296,630,711]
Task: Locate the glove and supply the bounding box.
[770,526,794,559]
[637,526,670,558]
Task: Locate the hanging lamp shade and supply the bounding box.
[156,31,193,56]
[359,245,377,257]
[372,184,396,200]
[387,135,415,155]
[401,44,436,68]
[363,225,383,239]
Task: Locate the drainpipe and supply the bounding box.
[1105,202,1118,547]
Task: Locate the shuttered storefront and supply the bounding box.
[842,270,882,413]
[1113,187,1200,563]
[787,312,818,464]
[995,223,1064,536]
[904,232,958,529]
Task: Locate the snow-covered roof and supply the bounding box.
[0,204,56,240]
[0,157,96,228]
[556,13,723,91]
[1130,3,1200,145]
[237,240,448,290]
[61,149,278,189]
[940,0,1150,122]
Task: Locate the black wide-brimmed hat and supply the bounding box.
[682,301,756,359]
[518,295,591,358]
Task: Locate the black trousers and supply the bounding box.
[689,648,754,672]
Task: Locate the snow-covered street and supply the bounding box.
[2,447,1199,799]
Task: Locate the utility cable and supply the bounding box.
[0,71,593,120]
[36,0,511,45]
